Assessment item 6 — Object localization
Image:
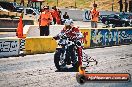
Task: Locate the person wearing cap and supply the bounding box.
[53,19,83,65]
[39,6,53,36]
[88,3,100,28]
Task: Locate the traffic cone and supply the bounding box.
[16,16,24,38]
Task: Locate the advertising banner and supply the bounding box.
[91,29,118,47]
[0,38,20,57]
[80,29,91,48]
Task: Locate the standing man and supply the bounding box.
[27,0,31,7]
[129,0,132,12]
[63,12,69,19]
[50,6,60,25]
[20,0,24,6]
[39,6,53,36]
[118,0,123,12]
[57,9,62,24]
[124,0,128,12]
[62,12,69,24]
[88,4,99,28]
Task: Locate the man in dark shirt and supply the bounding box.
[63,12,69,19]
[62,12,69,24]
[124,0,128,12]
[118,0,123,12]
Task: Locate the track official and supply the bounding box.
[39,6,53,36]
[88,4,100,28]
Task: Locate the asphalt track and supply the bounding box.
[0,44,132,87]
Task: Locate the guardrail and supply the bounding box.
[0,28,16,32]
[0,10,21,18]
[0,18,34,28]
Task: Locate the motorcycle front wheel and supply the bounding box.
[54,50,66,71]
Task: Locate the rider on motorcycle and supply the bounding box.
[53,19,84,66]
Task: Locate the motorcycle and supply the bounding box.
[54,32,83,71]
[54,31,98,71]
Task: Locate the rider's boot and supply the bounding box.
[71,52,78,68]
[65,54,71,65]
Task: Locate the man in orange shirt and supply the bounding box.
[50,6,60,25]
[39,6,53,36]
[88,4,100,28]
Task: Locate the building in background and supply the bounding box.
[30,0,45,12]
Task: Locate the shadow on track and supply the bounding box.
[55,67,78,72]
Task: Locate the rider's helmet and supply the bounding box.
[64,19,73,29]
[64,19,73,26]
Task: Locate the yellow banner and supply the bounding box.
[80,29,91,48]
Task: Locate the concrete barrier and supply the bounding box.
[23,25,64,37]
[0,37,20,57]
[0,28,16,32]
[23,25,40,37]
[24,25,132,51]
[25,36,57,54]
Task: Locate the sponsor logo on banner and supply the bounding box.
[0,39,20,57]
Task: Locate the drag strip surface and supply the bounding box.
[0,45,132,87]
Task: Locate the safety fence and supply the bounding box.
[0,27,132,57]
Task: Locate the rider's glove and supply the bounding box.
[53,36,58,40]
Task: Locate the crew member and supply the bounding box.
[39,6,52,36]
[88,4,100,28]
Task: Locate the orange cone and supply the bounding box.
[16,16,24,38]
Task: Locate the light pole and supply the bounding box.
[112,0,114,11]
[75,0,76,8]
[57,0,58,7]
